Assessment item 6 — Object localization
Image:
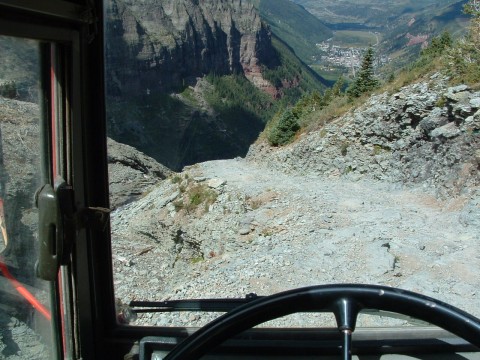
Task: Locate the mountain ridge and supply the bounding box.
[290,0,469,75]
[253,0,333,64]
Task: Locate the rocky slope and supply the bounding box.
[111,76,480,328]
[0,97,51,360]
[108,138,172,209]
[0,96,41,274]
[248,75,480,200]
[112,158,480,328]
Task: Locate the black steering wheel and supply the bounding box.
[163,284,480,360]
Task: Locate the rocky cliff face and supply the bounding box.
[106,0,277,96]
[0,97,41,274]
[105,0,287,171]
[108,137,172,208]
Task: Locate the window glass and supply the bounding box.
[0,35,55,359]
[105,0,480,330]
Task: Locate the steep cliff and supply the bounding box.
[105,0,325,170]
[106,0,277,96]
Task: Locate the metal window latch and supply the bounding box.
[35,178,110,281]
[77,206,111,231]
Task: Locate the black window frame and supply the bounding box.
[0,1,114,359]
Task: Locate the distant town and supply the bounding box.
[314,38,390,75]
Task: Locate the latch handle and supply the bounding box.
[35,177,109,281]
[36,183,61,281]
[35,178,74,281]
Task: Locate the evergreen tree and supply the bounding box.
[331,76,345,97]
[347,47,378,98]
[422,31,452,57]
[310,90,323,110]
[291,90,326,118]
[464,0,480,17]
[446,0,480,83]
[268,108,300,146]
[292,92,312,118]
[464,0,480,47]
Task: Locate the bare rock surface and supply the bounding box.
[112,157,480,328]
[106,0,275,95]
[0,97,51,359]
[108,137,173,208]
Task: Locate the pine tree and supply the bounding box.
[464,0,480,17]
[268,108,300,146]
[347,47,378,98]
[464,0,480,47]
[331,76,345,97]
[422,31,452,57]
[446,0,480,83]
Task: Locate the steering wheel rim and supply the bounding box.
[163,284,480,360]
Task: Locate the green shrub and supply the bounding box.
[267,108,300,146]
[373,144,391,155]
[436,96,447,108]
[171,175,182,184]
[190,256,204,264]
[173,183,218,214]
[421,31,452,58]
[186,184,217,212]
[446,36,480,84]
[411,5,480,85]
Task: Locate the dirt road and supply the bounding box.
[112,158,480,327]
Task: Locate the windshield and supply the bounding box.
[105,0,480,330]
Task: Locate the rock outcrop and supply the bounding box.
[0,96,40,274]
[105,0,277,96]
[108,138,173,208]
[247,75,480,198]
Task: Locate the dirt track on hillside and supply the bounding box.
[112,158,480,328]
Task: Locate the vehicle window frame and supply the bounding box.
[0,2,151,358]
[97,0,480,356]
[0,2,112,359]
